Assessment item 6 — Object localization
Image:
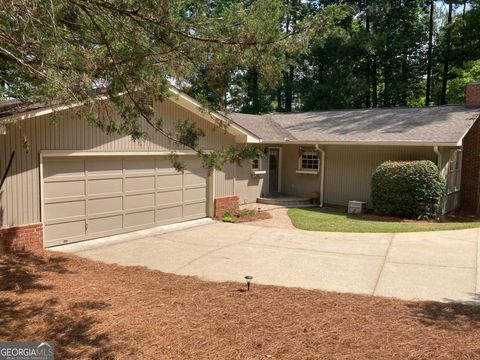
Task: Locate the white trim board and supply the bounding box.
[40,150,204,157]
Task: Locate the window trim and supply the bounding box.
[298,150,320,172]
[251,156,262,171]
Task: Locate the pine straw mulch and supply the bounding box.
[1,251,480,360]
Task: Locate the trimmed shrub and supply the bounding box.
[371,160,445,219]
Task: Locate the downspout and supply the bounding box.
[433,146,443,174]
[434,145,446,216]
[315,145,325,207]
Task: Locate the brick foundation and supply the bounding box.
[0,223,44,252]
[214,195,240,219]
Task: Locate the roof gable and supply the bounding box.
[0,89,260,143]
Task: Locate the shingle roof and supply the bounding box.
[229,106,480,144]
[228,113,292,141]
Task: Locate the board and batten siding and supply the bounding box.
[280,144,440,208]
[214,161,266,204]
[0,98,237,229]
[323,145,437,207]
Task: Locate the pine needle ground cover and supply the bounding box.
[1,251,479,359]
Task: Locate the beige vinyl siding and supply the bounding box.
[0,97,236,229]
[281,145,320,197]
[280,144,437,208]
[214,161,266,204]
[214,163,235,198]
[323,145,437,207]
[233,163,266,204]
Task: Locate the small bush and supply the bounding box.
[371,160,445,219]
[223,210,236,223]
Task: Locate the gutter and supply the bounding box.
[261,140,458,147]
[315,144,325,207]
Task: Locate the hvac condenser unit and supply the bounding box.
[348,201,366,214]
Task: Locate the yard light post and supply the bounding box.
[245,275,253,291]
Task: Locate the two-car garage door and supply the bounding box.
[42,155,208,247]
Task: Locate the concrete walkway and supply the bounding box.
[55,220,480,304]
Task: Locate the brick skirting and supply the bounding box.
[214,195,240,219]
[0,223,43,252]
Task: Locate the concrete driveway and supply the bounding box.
[56,219,480,304]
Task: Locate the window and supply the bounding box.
[447,149,462,193]
[251,156,261,171]
[299,151,319,171]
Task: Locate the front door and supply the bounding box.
[268,148,279,194]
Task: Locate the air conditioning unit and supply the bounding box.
[348,201,366,214]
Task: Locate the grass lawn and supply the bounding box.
[288,207,480,233]
[1,251,480,359]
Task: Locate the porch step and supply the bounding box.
[257,196,312,206]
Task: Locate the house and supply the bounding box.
[1,83,480,250]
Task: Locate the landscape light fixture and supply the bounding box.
[245,275,253,291]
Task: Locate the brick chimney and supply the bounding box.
[466,82,480,106]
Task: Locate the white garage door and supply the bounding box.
[42,156,208,247]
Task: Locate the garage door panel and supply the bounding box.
[156,173,182,189]
[88,197,123,215]
[184,202,206,217]
[125,176,155,192]
[43,155,207,247]
[184,187,206,201]
[44,200,85,221]
[157,190,182,206]
[125,193,155,210]
[125,210,155,228]
[156,158,175,170]
[184,171,207,186]
[124,158,155,173]
[86,158,122,175]
[156,206,182,223]
[89,178,123,195]
[44,220,85,243]
[88,215,123,235]
[43,158,85,179]
[44,180,85,199]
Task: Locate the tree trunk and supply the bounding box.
[461,1,467,68]
[285,65,293,112]
[372,61,378,108]
[426,0,434,106]
[365,0,371,108]
[283,0,297,112]
[440,1,453,105]
[250,67,260,113]
[401,55,408,106]
[383,63,390,107]
[276,88,283,112]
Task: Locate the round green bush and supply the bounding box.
[371,160,445,219]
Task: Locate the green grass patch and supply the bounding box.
[287,207,480,233]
